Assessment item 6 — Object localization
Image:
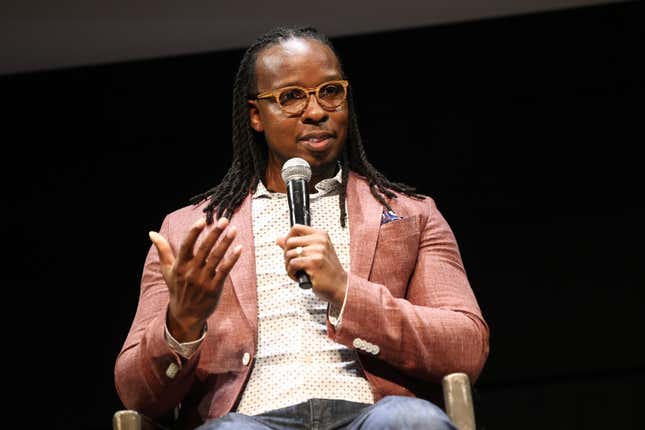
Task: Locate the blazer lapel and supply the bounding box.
[347,172,383,280]
[228,193,258,338]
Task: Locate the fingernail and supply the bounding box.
[226,226,237,239]
[217,217,228,228]
[194,218,206,228]
[235,245,243,253]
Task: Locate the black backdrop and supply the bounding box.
[2,2,643,429]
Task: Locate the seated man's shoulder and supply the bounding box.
[164,200,210,228]
[350,171,436,216]
[390,192,437,228]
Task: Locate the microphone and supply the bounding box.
[281,157,312,289]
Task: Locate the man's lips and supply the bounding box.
[297,132,335,143]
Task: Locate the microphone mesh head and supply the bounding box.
[281,157,312,183]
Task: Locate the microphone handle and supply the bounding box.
[296,271,312,289]
[286,178,312,289]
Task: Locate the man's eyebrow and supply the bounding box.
[272,75,342,89]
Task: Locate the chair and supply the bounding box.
[113,372,476,430]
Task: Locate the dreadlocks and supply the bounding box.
[190,25,422,226]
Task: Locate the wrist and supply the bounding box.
[332,272,348,307]
[166,307,205,343]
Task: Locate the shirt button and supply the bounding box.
[165,362,179,379]
[352,338,363,349]
[242,352,251,366]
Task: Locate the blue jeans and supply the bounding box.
[195,396,456,430]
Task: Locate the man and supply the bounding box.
[115,26,489,430]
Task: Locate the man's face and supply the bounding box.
[249,38,349,181]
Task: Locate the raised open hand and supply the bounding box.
[149,217,242,342]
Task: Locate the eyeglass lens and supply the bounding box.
[278,82,346,113]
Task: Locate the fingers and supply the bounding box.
[278,226,334,283]
[275,235,286,249]
[284,244,306,279]
[177,218,207,263]
[204,226,237,276]
[288,224,316,235]
[211,244,243,285]
[149,231,175,267]
[284,243,324,261]
[283,235,313,250]
[284,252,316,281]
[283,242,323,280]
[276,224,316,249]
[277,227,328,275]
[194,217,229,266]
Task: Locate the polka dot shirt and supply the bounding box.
[235,168,375,415]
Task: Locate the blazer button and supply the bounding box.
[165,362,179,379]
[242,352,251,366]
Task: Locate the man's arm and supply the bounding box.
[114,215,199,418]
[328,197,489,384]
[114,214,242,419]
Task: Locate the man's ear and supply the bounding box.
[248,100,264,133]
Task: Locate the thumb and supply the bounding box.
[149,231,175,267]
[275,235,286,250]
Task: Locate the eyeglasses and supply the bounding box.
[253,79,349,116]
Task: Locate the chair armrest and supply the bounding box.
[442,372,476,430]
[113,410,172,430]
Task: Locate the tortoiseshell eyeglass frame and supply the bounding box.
[253,79,349,115]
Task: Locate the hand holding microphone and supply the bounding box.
[281,157,313,289]
[278,158,348,305]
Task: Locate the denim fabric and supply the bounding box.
[196,396,456,430]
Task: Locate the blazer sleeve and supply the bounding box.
[328,197,490,384]
[114,215,202,419]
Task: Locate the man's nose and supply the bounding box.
[301,93,328,123]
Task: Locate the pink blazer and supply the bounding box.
[115,172,489,426]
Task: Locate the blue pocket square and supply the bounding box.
[381,209,403,225]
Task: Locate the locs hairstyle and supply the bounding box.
[191,26,422,226]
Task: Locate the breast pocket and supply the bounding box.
[370,215,421,297]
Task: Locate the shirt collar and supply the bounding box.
[253,165,343,200]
